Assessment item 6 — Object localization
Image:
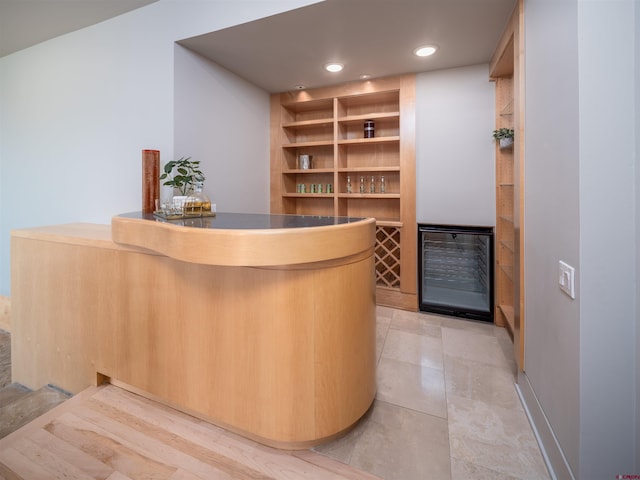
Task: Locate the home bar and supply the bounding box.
[10,212,377,449]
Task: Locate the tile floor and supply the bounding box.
[313,306,551,480]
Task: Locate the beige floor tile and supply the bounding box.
[442,326,513,370]
[375,319,391,365]
[381,329,444,371]
[344,400,451,480]
[376,306,394,323]
[376,357,447,419]
[450,457,522,480]
[437,316,497,336]
[390,311,443,337]
[444,355,519,409]
[447,393,550,479]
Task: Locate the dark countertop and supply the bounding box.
[116,211,366,230]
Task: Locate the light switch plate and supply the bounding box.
[558,260,575,299]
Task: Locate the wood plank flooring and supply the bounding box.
[0,384,381,480]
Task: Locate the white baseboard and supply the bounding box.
[516,370,576,480]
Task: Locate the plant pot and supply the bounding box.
[499,137,514,149]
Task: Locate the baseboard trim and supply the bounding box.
[516,370,575,480]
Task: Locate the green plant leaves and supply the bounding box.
[492,128,514,139]
[159,156,206,196]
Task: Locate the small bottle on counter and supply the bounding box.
[183,181,211,217]
[380,176,386,193]
[359,176,365,193]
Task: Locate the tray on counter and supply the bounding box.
[153,211,217,221]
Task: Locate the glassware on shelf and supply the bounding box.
[370,176,375,193]
[380,176,386,193]
[183,181,211,217]
[359,176,365,193]
[347,176,352,193]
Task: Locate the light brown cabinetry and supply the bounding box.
[490,0,524,369]
[494,77,515,330]
[12,218,377,449]
[270,75,417,310]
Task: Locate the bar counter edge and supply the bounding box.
[10,214,377,449]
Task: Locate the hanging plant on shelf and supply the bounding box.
[492,128,514,149]
[160,157,205,196]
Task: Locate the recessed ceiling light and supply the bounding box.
[414,45,438,57]
[359,74,372,80]
[294,85,305,90]
[324,63,344,73]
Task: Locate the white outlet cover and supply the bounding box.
[558,260,575,299]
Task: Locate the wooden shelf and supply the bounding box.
[271,75,417,311]
[499,264,514,281]
[376,220,403,228]
[338,112,400,123]
[282,118,333,128]
[500,239,515,252]
[338,166,400,173]
[337,136,399,146]
[500,99,514,116]
[491,0,523,370]
[283,168,334,174]
[283,140,334,148]
[498,304,515,330]
[338,193,400,199]
[283,193,334,198]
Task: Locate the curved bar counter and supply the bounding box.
[11,213,377,449]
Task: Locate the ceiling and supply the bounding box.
[179,0,516,93]
[0,0,516,93]
[0,0,157,58]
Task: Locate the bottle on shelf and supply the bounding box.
[347,175,352,193]
[380,175,386,193]
[364,119,375,138]
[359,176,365,193]
[370,176,375,193]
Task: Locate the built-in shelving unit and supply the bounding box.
[495,75,516,332]
[490,0,525,370]
[270,75,417,310]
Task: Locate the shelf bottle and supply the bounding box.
[380,176,386,193]
[347,175,352,193]
[359,176,365,193]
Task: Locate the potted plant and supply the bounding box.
[160,157,206,213]
[160,156,205,195]
[493,128,514,149]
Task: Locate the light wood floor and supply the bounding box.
[0,384,381,480]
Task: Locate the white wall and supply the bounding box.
[0,0,320,296]
[416,64,495,227]
[577,1,636,476]
[524,0,638,478]
[636,0,640,466]
[523,0,581,473]
[174,46,270,213]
